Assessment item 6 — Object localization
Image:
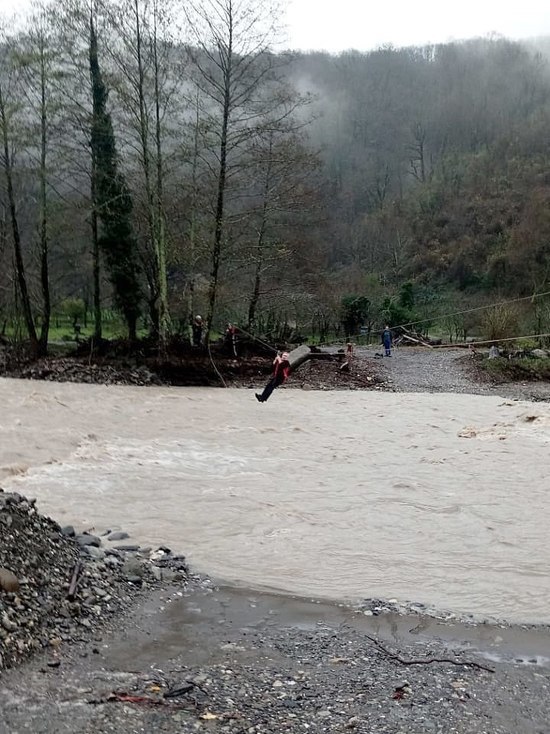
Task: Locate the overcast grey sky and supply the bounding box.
[284,0,550,52]
[1,0,549,52]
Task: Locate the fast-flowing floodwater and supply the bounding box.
[1,377,550,623]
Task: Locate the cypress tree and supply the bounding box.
[89,14,141,340]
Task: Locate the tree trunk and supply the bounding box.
[205,92,230,342]
[38,41,50,357]
[0,82,38,354]
[152,0,170,344]
[144,262,159,338]
[248,266,262,331]
[131,0,170,346]
[287,344,312,372]
[247,135,273,330]
[205,33,233,344]
[91,153,102,339]
[187,86,200,343]
[134,0,158,339]
[128,314,138,342]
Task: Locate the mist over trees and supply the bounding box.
[1,0,550,348]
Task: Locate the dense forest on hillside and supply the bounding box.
[1,0,550,353]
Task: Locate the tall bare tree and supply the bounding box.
[15,6,62,353]
[0,69,39,353]
[103,0,176,343]
[184,0,281,341]
[0,16,61,355]
[244,123,318,329]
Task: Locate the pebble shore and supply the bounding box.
[0,488,188,671]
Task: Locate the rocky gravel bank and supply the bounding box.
[369,346,550,401]
[0,488,188,671]
[2,356,163,386]
[1,584,549,734]
[1,489,549,733]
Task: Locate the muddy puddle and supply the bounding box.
[103,585,550,672]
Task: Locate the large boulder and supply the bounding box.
[0,568,19,593]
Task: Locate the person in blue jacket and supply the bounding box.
[382,325,392,357]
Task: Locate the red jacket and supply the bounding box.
[273,355,290,381]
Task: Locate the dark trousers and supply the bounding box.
[259,374,284,402]
[192,326,202,346]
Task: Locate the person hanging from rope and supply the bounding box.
[255,350,291,403]
[382,324,393,357]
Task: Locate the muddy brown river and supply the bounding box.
[1,377,549,623]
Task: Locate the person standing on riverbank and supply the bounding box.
[225,322,238,357]
[255,351,290,402]
[192,315,203,347]
[382,325,392,357]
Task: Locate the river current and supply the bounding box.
[1,377,549,623]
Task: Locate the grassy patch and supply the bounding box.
[477,356,550,382]
[3,318,148,345]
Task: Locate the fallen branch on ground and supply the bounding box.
[364,634,495,673]
[164,681,206,698]
[66,562,81,601]
[401,333,434,348]
[89,692,194,710]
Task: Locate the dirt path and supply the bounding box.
[367,346,550,401]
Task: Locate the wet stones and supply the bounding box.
[106,531,129,541]
[1,613,17,632]
[5,358,163,386]
[83,546,106,561]
[122,557,145,578]
[0,568,19,593]
[75,534,101,547]
[0,487,189,672]
[359,597,481,624]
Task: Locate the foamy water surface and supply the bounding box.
[1,377,549,623]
